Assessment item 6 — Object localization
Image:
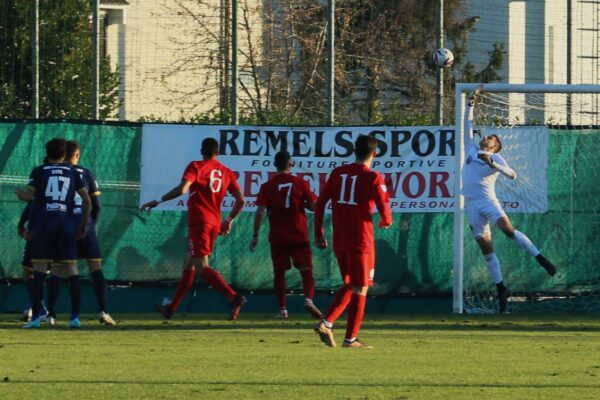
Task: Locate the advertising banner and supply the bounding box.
[140,125,547,213]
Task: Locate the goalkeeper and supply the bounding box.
[462,87,557,313]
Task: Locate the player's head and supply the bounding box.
[45,138,67,162]
[479,134,502,153]
[274,151,292,172]
[66,140,81,164]
[354,135,378,160]
[201,138,219,158]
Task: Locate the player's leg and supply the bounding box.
[196,255,246,321]
[496,216,556,276]
[342,252,374,349]
[59,263,81,328]
[23,263,49,329]
[81,225,115,324]
[315,251,352,348]
[290,243,322,319]
[21,240,34,321]
[192,223,245,320]
[46,269,61,325]
[21,266,34,322]
[270,243,290,318]
[24,231,54,328]
[156,253,195,319]
[475,234,509,314]
[468,201,508,313]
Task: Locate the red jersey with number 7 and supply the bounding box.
[314,163,392,252]
[182,159,240,227]
[256,173,317,245]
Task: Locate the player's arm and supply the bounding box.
[373,175,393,228]
[488,154,517,180]
[16,168,38,203]
[464,86,482,148]
[76,187,92,239]
[91,195,101,223]
[314,178,332,249]
[17,203,30,239]
[249,205,266,252]
[140,179,192,211]
[88,171,102,223]
[302,180,317,212]
[220,190,245,235]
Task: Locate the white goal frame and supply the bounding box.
[453,83,600,313]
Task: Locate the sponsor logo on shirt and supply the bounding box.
[46,203,67,212]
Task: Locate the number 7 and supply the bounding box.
[278,183,292,208]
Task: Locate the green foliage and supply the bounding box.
[0,0,120,119]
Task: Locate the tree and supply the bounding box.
[0,0,120,119]
[154,0,504,125]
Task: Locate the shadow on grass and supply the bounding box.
[2,379,600,390]
[1,314,600,333]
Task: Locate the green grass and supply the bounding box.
[1,313,600,400]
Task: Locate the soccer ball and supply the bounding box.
[432,48,454,68]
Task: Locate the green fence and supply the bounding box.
[1,122,599,299]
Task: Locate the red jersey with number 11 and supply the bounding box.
[182,159,240,227]
[256,173,317,245]
[315,163,392,252]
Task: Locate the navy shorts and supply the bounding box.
[76,223,102,260]
[30,230,78,264]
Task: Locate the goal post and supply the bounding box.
[453,83,600,314]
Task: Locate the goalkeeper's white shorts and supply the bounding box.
[465,198,507,239]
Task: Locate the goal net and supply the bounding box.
[453,84,600,314]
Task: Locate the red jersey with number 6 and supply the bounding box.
[256,173,317,245]
[314,163,392,252]
[182,159,240,227]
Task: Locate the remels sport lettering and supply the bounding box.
[219,129,455,158]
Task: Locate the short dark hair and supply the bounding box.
[274,151,291,171]
[354,135,378,159]
[201,137,219,157]
[491,135,502,153]
[45,138,67,160]
[66,140,81,159]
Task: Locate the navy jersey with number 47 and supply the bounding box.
[27,163,85,233]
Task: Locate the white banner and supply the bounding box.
[140,124,548,213]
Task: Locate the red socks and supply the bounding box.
[169,268,195,312]
[324,285,352,323]
[300,269,315,300]
[200,267,237,301]
[345,293,367,340]
[274,270,286,309]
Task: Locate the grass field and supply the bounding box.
[1,313,599,400]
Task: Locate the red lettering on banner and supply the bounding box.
[383,173,401,197]
[403,172,426,199]
[429,171,451,198]
[243,171,264,197]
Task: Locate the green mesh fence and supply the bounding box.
[2,122,599,300]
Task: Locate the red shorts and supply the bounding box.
[188,224,219,257]
[270,242,313,271]
[334,250,375,287]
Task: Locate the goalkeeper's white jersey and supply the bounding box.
[462,143,504,201]
[461,103,515,201]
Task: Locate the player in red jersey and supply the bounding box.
[141,138,246,320]
[313,135,392,348]
[249,151,322,319]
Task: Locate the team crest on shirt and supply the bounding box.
[380,184,387,192]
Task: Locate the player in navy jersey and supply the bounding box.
[54,140,115,325]
[16,138,92,329]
